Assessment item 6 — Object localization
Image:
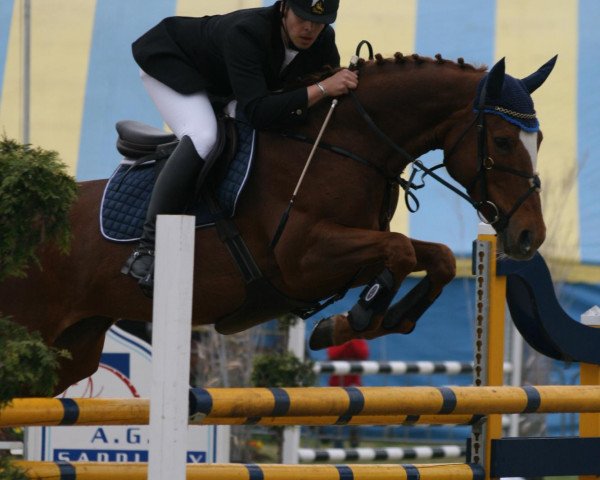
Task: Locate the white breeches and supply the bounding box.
[140,70,218,159]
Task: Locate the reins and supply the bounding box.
[347,89,482,212]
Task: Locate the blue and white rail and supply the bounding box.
[299,445,466,463]
[314,361,512,376]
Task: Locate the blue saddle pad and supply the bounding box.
[100,121,256,242]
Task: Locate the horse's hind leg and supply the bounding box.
[52,316,115,395]
[309,239,455,348]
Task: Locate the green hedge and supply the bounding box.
[0,137,77,281]
[0,138,75,479]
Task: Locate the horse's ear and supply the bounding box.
[485,57,506,100]
[521,55,558,94]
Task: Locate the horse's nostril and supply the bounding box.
[518,230,533,255]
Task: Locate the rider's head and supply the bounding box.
[285,0,339,24]
[280,0,339,49]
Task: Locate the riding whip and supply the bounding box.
[269,46,370,250]
[269,98,339,249]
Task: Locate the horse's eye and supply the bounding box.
[493,137,511,152]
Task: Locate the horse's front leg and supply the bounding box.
[276,222,417,349]
[308,238,455,349]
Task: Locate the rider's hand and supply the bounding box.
[320,69,359,97]
[307,68,358,107]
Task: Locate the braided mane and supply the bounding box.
[290,53,487,88]
[365,52,485,72]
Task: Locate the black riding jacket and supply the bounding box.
[132,2,340,128]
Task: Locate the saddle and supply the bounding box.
[101,115,255,243]
[115,120,177,158]
[115,117,238,188]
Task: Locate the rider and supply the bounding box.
[122,0,359,296]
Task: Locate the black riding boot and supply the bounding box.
[121,135,205,297]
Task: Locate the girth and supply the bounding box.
[202,188,342,335]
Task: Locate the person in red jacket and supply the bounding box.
[327,339,369,447]
[327,339,369,387]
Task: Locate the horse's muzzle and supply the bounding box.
[500,226,545,260]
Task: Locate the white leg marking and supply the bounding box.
[520,131,538,169]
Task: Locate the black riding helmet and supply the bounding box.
[285,0,339,24]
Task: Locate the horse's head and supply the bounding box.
[443,56,557,259]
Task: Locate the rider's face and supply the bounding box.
[282,7,326,50]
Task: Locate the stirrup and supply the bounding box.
[121,248,155,279]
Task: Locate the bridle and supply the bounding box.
[381,93,542,233]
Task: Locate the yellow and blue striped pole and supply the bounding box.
[3,385,600,428]
[13,461,485,480]
[0,396,482,427]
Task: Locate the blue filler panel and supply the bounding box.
[491,437,600,477]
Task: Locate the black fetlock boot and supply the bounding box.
[121,135,206,297]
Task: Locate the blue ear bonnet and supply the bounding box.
[475,74,539,132]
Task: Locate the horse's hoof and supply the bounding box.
[309,317,335,350]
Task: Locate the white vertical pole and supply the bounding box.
[282,318,305,464]
[287,318,306,360]
[22,0,31,144]
[148,215,195,480]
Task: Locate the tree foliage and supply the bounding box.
[0,137,77,281]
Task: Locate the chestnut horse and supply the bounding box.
[0,53,555,394]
